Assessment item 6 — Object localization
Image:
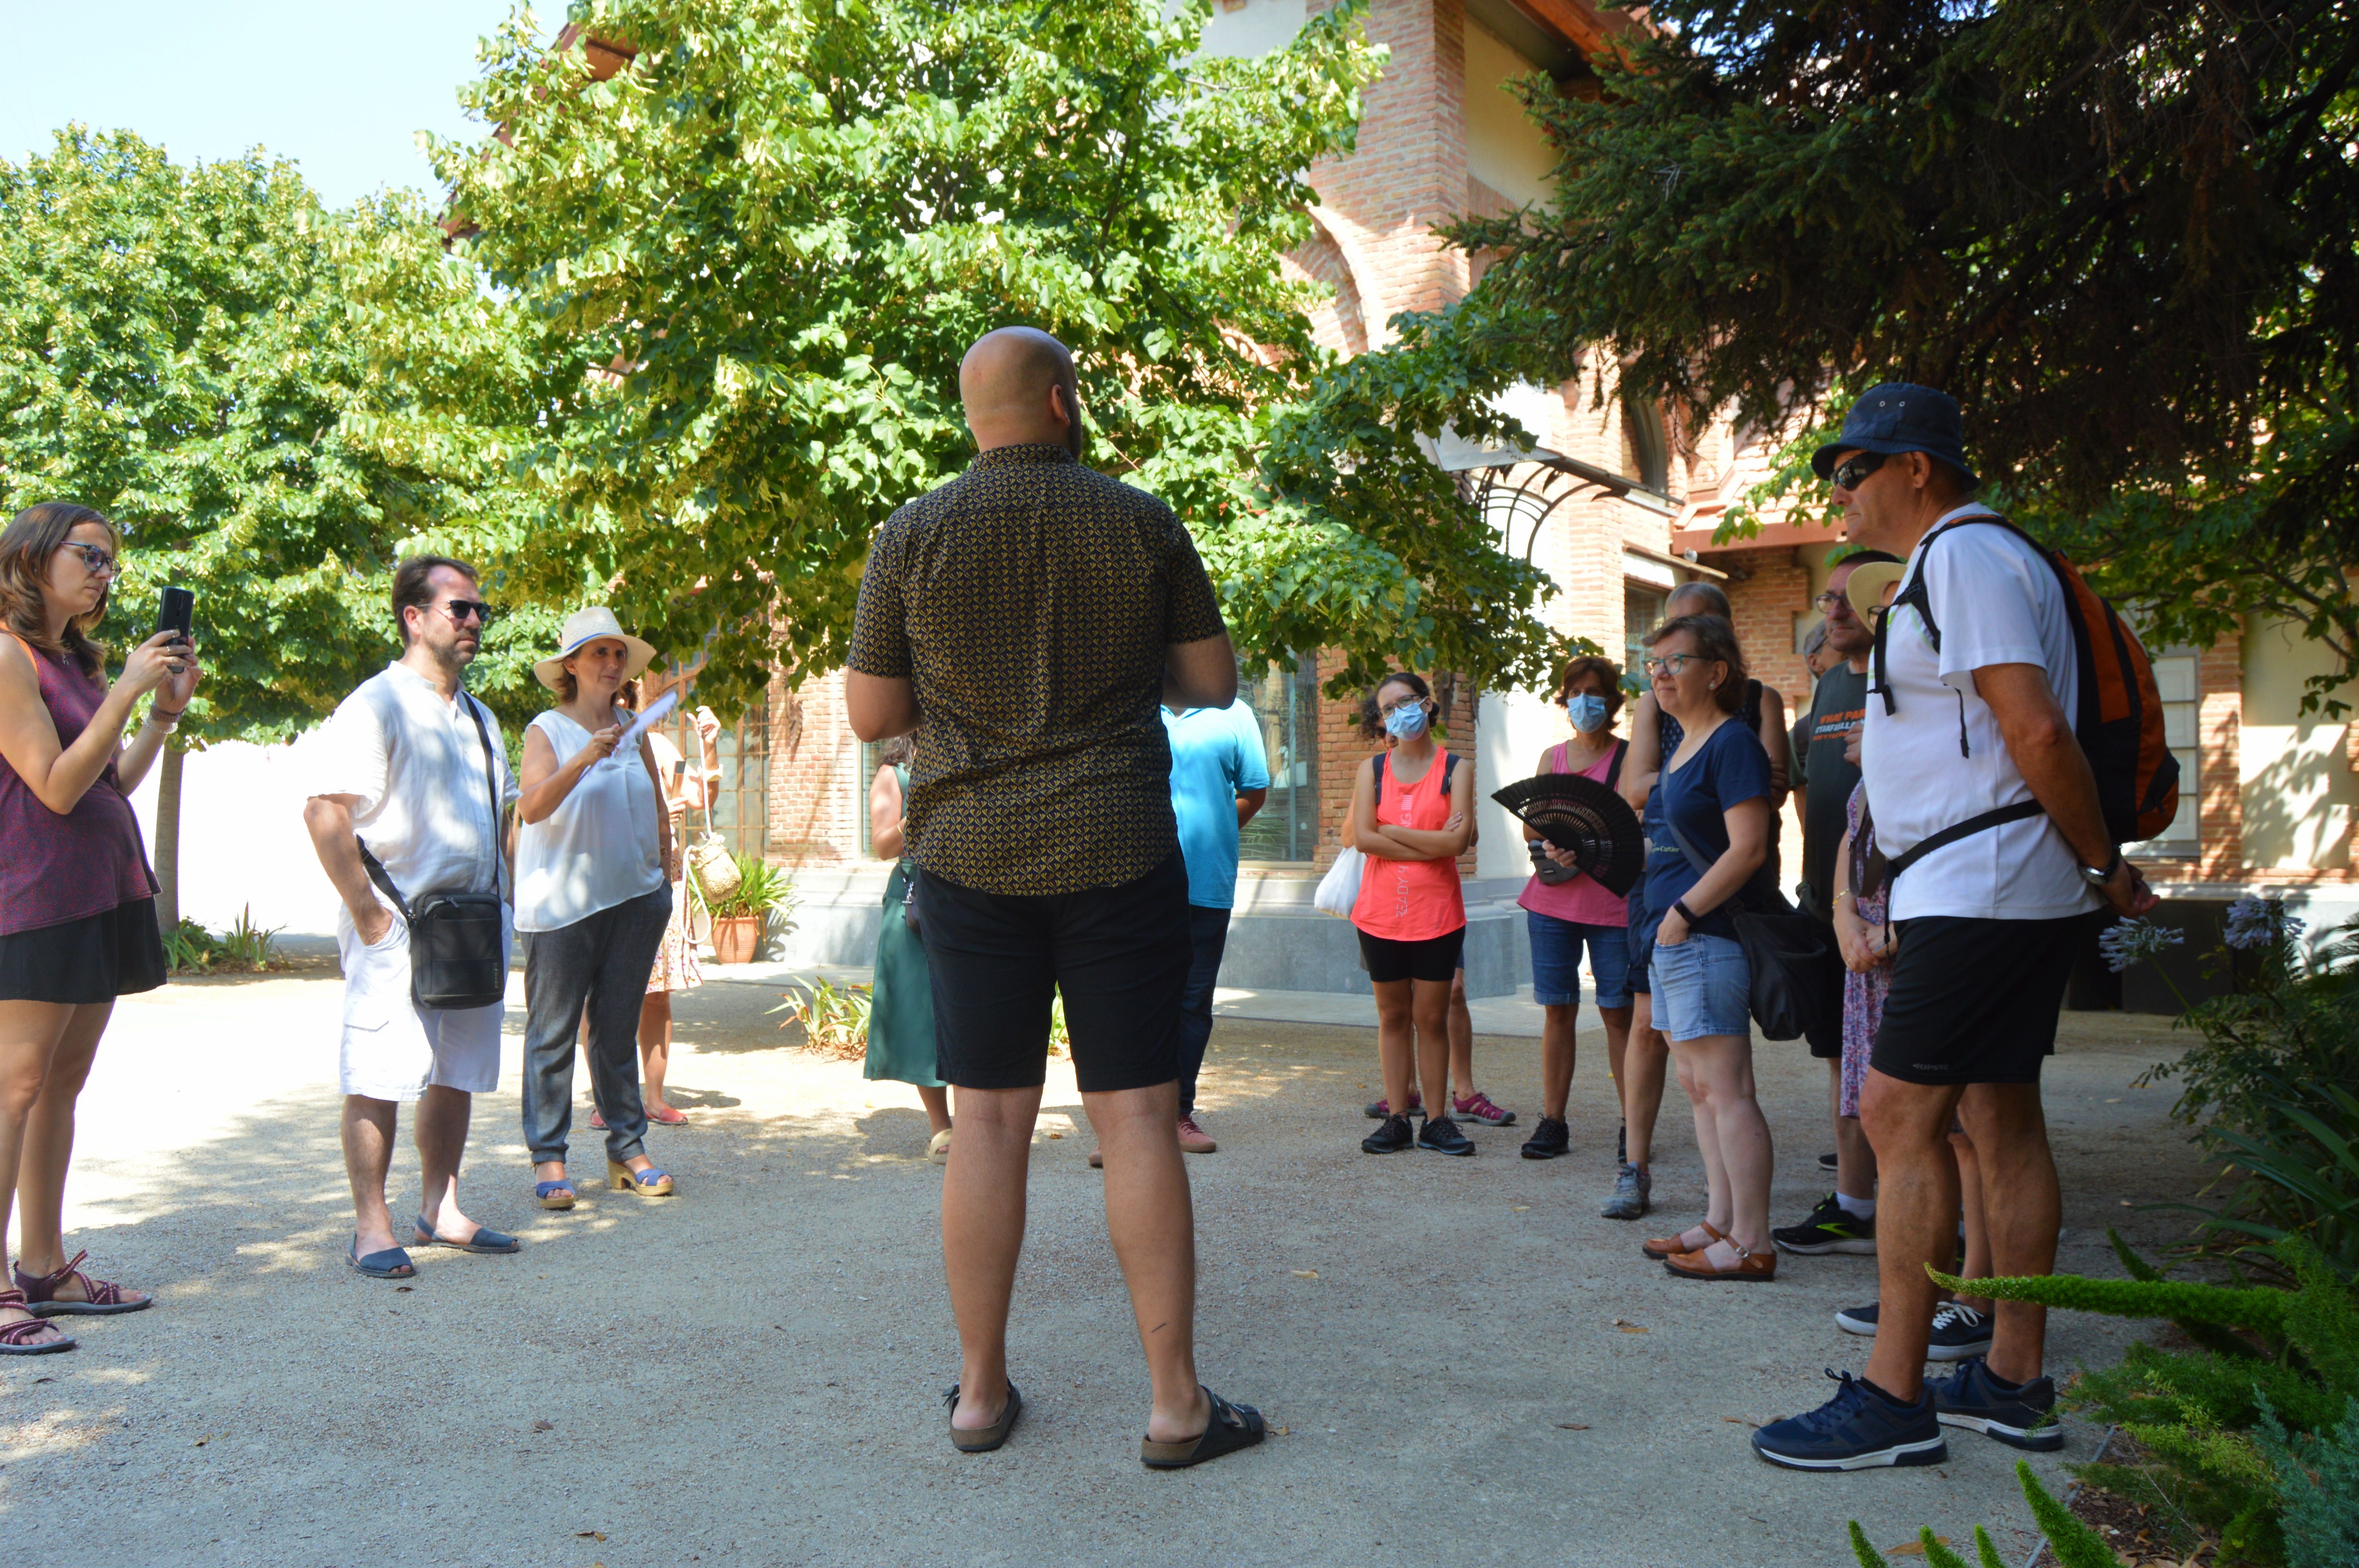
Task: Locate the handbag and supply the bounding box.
[356,693,509,1011]
[1663,819,1837,1042]
[688,814,741,906]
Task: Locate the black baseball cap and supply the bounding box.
[1811,382,1978,490]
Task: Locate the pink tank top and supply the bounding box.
[0,637,157,936]
[1351,748,1467,942]
[1516,740,1629,927]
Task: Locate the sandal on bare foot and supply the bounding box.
[1141,1387,1265,1470]
[0,1290,74,1354]
[14,1251,150,1317]
[1643,1219,1725,1261]
[945,1381,1021,1453]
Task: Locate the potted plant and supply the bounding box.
[707,854,796,964]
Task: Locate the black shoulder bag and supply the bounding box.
[357,694,509,1011]
[1663,817,1836,1043]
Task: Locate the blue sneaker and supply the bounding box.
[1751,1370,1948,1470]
[1929,1356,2063,1451]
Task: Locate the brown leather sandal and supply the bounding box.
[1643,1219,1726,1261]
[1664,1236,1778,1282]
[945,1381,1022,1453]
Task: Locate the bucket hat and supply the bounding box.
[1811,383,1979,490]
[534,606,657,692]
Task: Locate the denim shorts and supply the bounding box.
[1527,912,1632,1008]
[1648,930,1752,1041]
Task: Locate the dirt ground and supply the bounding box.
[3,969,2208,1566]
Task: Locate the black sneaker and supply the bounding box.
[1929,1356,2062,1451]
[1772,1192,1877,1256]
[1817,1151,1839,1174]
[1834,1300,1879,1336]
[1926,1301,1996,1362]
[1361,1113,1415,1153]
[1751,1369,1947,1471]
[1416,1115,1476,1156]
[1519,1116,1569,1160]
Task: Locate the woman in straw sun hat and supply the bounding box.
[514,608,680,1207]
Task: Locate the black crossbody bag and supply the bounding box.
[1663,818,1836,1044]
[357,694,509,1011]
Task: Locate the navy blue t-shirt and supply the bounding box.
[1645,717,1772,940]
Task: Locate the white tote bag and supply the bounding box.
[1312,845,1365,918]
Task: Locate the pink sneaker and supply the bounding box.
[1177,1114,1217,1154]
[1363,1092,1424,1120]
[1453,1091,1517,1127]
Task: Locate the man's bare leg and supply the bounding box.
[943,1083,1041,1431]
[414,1084,482,1243]
[1859,1070,1968,1401]
[1087,1079,1211,1444]
[1950,1129,1994,1314]
[342,1095,402,1256]
[1957,1082,2057,1384]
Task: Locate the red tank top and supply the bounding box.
[0,637,157,936]
[1351,748,1467,942]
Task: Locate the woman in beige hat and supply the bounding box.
[514,608,680,1207]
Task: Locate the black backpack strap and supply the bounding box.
[1604,738,1628,791]
[1442,751,1459,789]
[1371,751,1385,806]
[1882,800,2045,882]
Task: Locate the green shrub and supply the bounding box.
[710,855,799,924]
[1848,1463,2126,1568]
[162,906,284,974]
[770,976,871,1058]
[2258,1394,2359,1568]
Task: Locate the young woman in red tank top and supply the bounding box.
[0,503,200,1354]
[1349,673,1477,1157]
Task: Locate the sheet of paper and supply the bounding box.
[616,688,678,755]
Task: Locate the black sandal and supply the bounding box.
[1141,1386,1265,1469]
[945,1381,1021,1453]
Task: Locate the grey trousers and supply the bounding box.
[521,885,672,1166]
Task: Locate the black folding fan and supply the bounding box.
[1490,773,1647,897]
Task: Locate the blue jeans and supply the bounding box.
[1177,905,1231,1117]
[1648,930,1752,1042]
[1526,911,1633,1008]
[520,886,672,1165]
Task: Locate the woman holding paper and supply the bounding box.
[514,608,679,1208]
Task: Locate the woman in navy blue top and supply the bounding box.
[1636,615,1779,1282]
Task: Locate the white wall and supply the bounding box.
[1476,685,1565,880]
[126,738,346,938]
[2241,615,2357,871]
[1192,0,1308,60]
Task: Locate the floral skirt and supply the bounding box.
[646,882,703,995]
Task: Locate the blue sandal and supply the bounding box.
[346,1242,415,1280]
[414,1218,521,1254]
[535,1180,578,1211]
[608,1161,676,1197]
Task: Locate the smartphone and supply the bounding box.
[156,586,195,647]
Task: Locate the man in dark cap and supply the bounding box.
[1752,383,2154,1472]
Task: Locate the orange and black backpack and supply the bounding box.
[1869,514,2181,882]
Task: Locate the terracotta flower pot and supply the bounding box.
[710,913,763,965]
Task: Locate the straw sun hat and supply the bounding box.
[533,606,657,693]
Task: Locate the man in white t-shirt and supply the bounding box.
[302,557,522,1281]
[1752,384,2155,1474]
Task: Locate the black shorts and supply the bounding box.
[0,898,167,1005]
[1802,914,1845,1060]
[1870,914,2086,1086]
[1356,926,1466,984]
[914,852,1190,1093]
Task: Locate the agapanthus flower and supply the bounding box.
[2098,918,2186,973]
[2222,895,2304,952]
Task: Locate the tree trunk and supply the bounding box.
[154,742,184,933]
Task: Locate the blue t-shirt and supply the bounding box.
[1164,700,1271,909]
[1645,717,1772,940]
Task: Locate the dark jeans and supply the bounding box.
[521,886,672,1166]
[1177,905,1231,1118]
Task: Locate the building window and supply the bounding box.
[1622,392,1671,497]
[1238,657,1323,863]
[1624,583,1668,686]
[2126,651,2200,859]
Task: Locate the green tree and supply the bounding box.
[385,0,1566,705]
[1455,0,2359,704]
[0,129,542,922]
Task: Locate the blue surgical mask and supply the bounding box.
[1566,694,1610,733]
[1383,702,1429,740]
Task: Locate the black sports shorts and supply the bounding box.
[914,851,1190,1093]
[1870,913,2088,1086]
[1356,926,1467,985]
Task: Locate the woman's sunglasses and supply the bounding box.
[1829,452,1887,492]
[59,541,119,577]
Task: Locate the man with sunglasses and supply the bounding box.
[1752,385,2155,1472]
[302,555,522,1281]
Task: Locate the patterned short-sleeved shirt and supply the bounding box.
[847,443,1229,895]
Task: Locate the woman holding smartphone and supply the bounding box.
[0,503,200,1352]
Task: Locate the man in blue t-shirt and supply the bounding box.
[1161,698,1269,1152]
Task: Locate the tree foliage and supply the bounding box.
[1457,0,2359,701]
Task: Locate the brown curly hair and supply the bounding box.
[1555,653,1625,721]
[0,503,117,678]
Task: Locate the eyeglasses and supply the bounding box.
[1641,653,1700,677]
[1813,591,1856,614]
[1377,694,1427,716]
[1829,452,1887,492]
[59,542,119,578]
[439,599,494,626]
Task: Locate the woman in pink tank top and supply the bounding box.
[1515,656,1639,1187]
[1349,673,1477,1157]
[0,503,201,1352]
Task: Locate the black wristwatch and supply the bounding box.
[1672,898,1701,925]
[2079,850,2123,887]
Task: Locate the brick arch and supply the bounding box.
[1285,219,1372,360]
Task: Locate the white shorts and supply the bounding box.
[336,906,510,1102]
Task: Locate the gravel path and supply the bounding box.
[2,967,2204,1566]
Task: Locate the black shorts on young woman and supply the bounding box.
[0,898,168,1005]
[1870,913,2088,1086]
[1356,926,1466,984]
[914,851,1191,1093]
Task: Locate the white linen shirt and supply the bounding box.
[1863,504,2100,924]
[513,709,665,932]
[315,661,518,911]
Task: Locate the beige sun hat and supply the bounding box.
[1844,560,1909,624]
[534,606,657,692]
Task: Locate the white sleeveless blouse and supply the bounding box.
[514,709,664,932]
